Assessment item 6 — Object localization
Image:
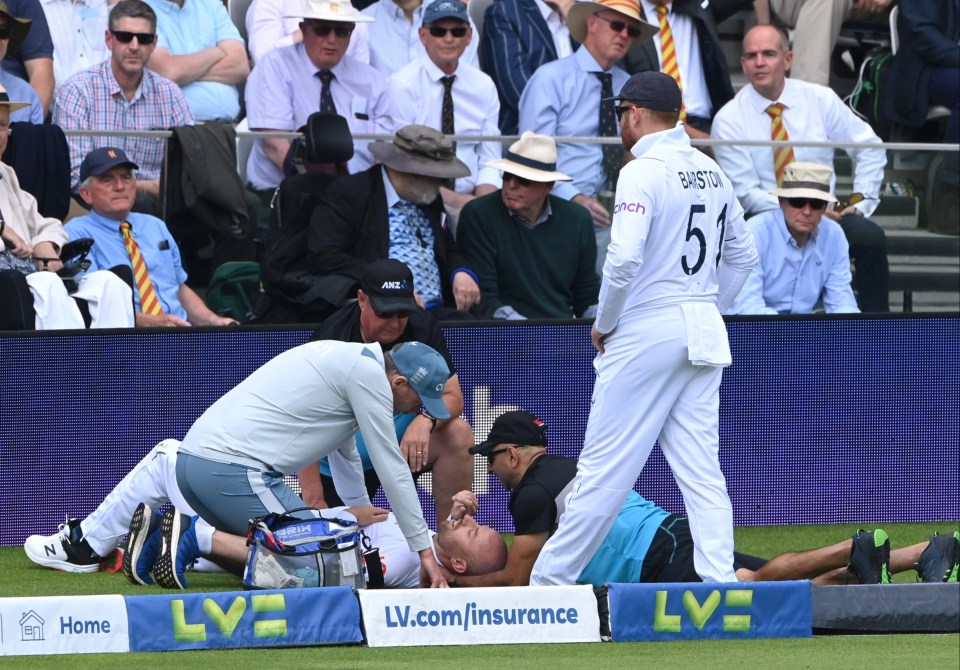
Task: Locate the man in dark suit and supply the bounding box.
[622,0,733,138]
[480,0,573,135]
[307,124,484,318]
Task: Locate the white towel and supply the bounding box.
[680,302,732,367]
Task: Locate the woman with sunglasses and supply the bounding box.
[727,161,860,315]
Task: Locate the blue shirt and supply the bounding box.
[144,0,244,121]
[727,208,859,315]
[65,210,189,318]
[518,46,629,201]
[0,70,43,123]
[577,491,671,588]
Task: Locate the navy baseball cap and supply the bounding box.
[470,410,547,455]
[390,342,451,419]
[422,0,468,25]
[80,147,139,183]
[603,71,683,113]
[362,259,418,314]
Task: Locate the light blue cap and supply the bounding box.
[391,342,451,419]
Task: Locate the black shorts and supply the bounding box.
[639,514,767,583]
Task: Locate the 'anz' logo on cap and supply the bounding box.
[381,280,408,290]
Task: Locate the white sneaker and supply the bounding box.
[24,517,102,573]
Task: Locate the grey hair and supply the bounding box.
[109,0,157,32]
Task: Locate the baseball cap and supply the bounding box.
[362,259,418,314]
[390,342,451,419]
[469,410,547,456]
[79,147,139,184]
[422,0,469,25]
[603,71,683,112]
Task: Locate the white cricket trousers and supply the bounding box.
[530,306,737,585]
[79,439,196,557]
[27,270,134,330]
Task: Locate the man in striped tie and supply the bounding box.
[621,0,734,139]
[711,24,890,313]
[65,147,239,327]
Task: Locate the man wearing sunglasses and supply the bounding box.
[361,0,479,78]
[712,24,890,313]
[727,161,859,315]
[0,0,43,123]
[303,258,476,523]
[458,131,600,320]
[385,0,500,218]
[53,0,194,208]
[519,0,656,274]
[245,0,389,192]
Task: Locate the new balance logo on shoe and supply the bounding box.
[45,544,58,557]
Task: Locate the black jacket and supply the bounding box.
[2,122,71,221]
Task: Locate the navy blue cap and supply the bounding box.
[422,0,468,25]
[603,71,683,113]
[79,147,139,183]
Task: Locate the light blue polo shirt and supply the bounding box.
[66,209,189,319]
[144,0,243,121]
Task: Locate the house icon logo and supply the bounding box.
[19,610,45,642]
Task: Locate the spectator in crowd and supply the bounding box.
[244,0,389,194]
[0,0,43,122]
[0,91,134,330]
[457,132,599,320]
[885,0,960,235]
[307,124,483,318]
[450,411,958,587]
[0,0,53,117]
[479,0,573,135]
[518,0,656,272]
[712,24,890,312]
[66,146,236,326]
[622,0,734,139]
[361,0,479,78]
[384,0,500,216]
[53,0,194,213]
[727,162,860,315]
[755,0,894,87]
[304,258,475,522]
[245,0,370,65]
[39,0,114,93]
[141,0,249,122]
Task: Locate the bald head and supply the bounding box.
[435,516,509,576]
[740,24,793,100]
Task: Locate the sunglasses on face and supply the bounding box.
[486,448,510,465]
[110,30,156,45]
[615,105,637,122]
[303,22,354,38]
[787,197,828,211]
[428,25,469,38]
[373,308,411,320]
[0,25,12,40]
[595,14,643,38]
[503,173,534,187]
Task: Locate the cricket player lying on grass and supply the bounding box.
[24,439,507,589]
[442,411,959,588]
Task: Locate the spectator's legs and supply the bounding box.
[24,272,87,329]
[426,417,475,521]
[72,270,136,328]
[769,0,855,86]
[0,269,34,329]
[838,214,889,312]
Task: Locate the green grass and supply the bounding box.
[3,522,958,667]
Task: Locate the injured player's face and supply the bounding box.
[436,515,509,576]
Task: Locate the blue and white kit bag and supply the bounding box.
[243,508,365,590]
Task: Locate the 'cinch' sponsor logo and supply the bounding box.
[613,202,646,214]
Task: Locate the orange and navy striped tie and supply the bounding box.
[765,102,797,186]
[655,3,686,121]
[120,221,163,315]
